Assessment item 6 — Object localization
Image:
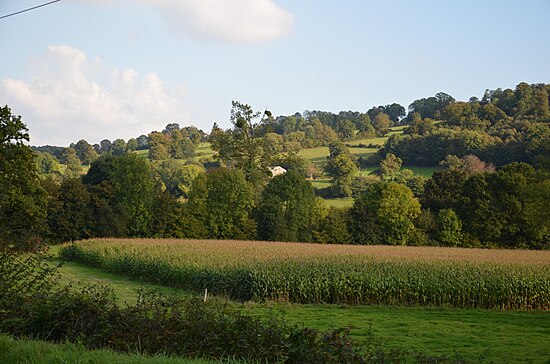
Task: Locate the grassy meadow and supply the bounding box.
[0,335,219,364]
[50,242,550,363]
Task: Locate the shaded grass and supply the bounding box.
[403,165,440,178]
[0,335,224,364]
[49,245,192,304]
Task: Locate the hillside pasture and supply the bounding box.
[61,239,550,310]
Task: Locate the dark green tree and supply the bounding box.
[0,106,47,250]
[74,139,98,165]
[435,209,463,247]
[186,168,255,240]
[351,182,421,245]
[316,207,353,245]
[100,139,112,154]
[422,169,468,212]
[111,154,156,236]
[256,171,320,242]
[111,138,127,156]
[324,153,358,197]
[46,178,92,243]
[35,152,62,175]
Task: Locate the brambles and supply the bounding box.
[61,239,550,310]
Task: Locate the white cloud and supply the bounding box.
[71,0,294,44]
[142,0,294,44]
[1,45,189,146]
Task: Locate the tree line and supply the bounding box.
[1,81,549,251]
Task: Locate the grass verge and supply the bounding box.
[0,334,223,364]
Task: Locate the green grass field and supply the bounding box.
[0,335,222,364]
[323,197,354,208]
[134,148,150,157]
[49,245,550,364]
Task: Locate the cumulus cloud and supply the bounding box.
[1,45,189,146]
[141,0,294,44]
[74,0,294,44]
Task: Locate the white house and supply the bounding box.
[268,166,287,178]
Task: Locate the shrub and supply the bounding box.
[0,251,367,363]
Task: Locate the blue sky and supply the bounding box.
[1,0,549,146]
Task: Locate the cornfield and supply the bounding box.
[59,239,550,310]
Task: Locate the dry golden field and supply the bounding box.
[66,238,550,265]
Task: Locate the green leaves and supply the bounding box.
[0,106,47,250]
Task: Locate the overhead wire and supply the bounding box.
[0,0,62,20]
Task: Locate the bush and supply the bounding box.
[0,251,367,363]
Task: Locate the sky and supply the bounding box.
[1,0,549,146]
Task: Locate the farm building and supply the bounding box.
[268,166,286,177]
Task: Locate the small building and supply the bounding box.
[268,166,287,178]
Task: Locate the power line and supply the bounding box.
[0,0,62,20]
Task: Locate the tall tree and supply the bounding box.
[0,106,47,250]
[74,139,98,165]
[372,113,391,136]
[210,101,276,187]
[46,178,92,243]
[256,171,320,242]
[351,182,421,245]
[111,138,127,156]
[324,153,358,197]
[186,168,255,240]
[379,153,402,181]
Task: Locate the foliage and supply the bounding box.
[46,178,92,243]
[435,209,463,247]
[1,251,368,364]
[35,151,62,175]
[60,147,83,177]
[378,153,402,181]
[209,102,276,187]
[372,112,391,136]
[458,163,549,248]
[152,160,205,198]
[111,138,127,156]
[257,171,321,242]
[0,106,47,250]
[74,139,99,164]
[186,168,255,240]
[324,144,358,197]
[315,207,353,244]
[351,182,421,245]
